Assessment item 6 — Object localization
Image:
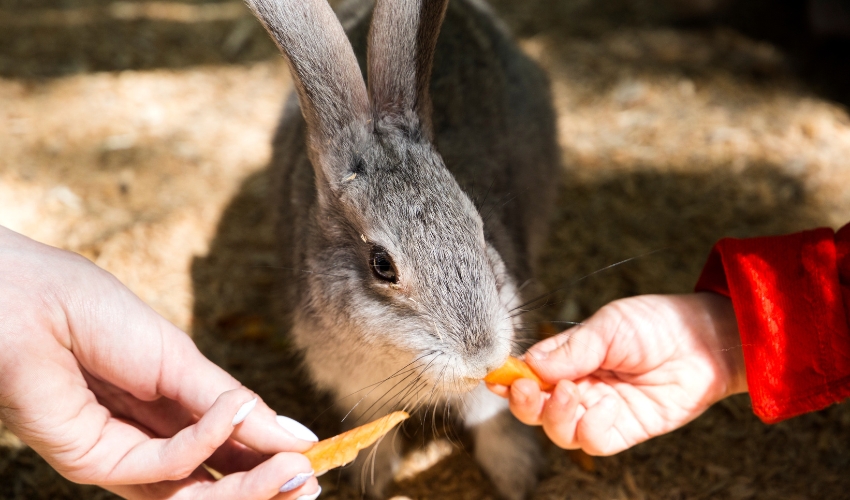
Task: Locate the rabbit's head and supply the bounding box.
[249,0,516,393]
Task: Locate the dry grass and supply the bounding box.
[2,1,850,499]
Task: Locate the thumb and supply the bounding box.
[525,318,611,384]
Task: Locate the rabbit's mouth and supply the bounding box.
[445,377,482,394]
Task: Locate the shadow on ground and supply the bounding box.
[0,1,279,77]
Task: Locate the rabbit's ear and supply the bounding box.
[246,0,369,149]
[367,0,449,139]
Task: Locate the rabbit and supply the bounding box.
[244,0,559,498]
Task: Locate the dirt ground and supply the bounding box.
[2,0,850,499]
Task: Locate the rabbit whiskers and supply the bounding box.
[504,249,668,322]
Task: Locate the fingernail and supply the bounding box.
[276,415,319,442]
[280,471,314,492]
[232,397,258,426]
[296,486,322,500]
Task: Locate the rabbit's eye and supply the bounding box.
[369,246,398,283]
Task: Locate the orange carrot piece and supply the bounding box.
[304,411,409,475]
[483,356,553,390]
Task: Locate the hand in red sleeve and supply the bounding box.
[488,293,747,455]
[696,224,850,423]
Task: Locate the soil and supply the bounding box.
[2,0,850,499]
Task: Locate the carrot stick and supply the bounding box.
[483,356,553,390]
[304,411,409,475]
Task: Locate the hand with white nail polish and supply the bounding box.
[488,294,748,456]
[0,226,321,499]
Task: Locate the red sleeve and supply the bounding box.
[695,223,850,424]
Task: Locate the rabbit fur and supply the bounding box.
[245,0,559,498]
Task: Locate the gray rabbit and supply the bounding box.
[244,0,559,498]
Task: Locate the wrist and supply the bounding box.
[696,292,748,397]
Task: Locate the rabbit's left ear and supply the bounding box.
[367,0,449,139]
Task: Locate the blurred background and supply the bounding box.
[2,0,850,498]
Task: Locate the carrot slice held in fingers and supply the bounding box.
[304,411,409,475]
[484,356,554,390]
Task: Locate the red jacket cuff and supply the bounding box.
[695,224,850,423]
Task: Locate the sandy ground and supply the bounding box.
[2,0,850,499]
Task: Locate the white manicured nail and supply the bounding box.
[280,471,314,492]
[296,486,322,500]
[232,397,258,426]
[276,415,319,442]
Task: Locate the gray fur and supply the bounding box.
[246,0,559,498]
[368,0,447,136]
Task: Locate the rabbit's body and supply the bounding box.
[250,0,558,498]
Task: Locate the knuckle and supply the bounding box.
[191,419,225,455]
[598,300,629,325]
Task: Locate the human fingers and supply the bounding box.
[524,315,612,384]
[527,296,694,386]
[82,370,197,439]
[202,439,268,476]
[107,453,318,500]
[485,382,509,398]
[209,453,319,500]
[83,374,268,475]
[51,256,317,456]
[154,329,318,455]
[540,380,582,450]
[507,378,546,426]
[87,389,304,485]
[574,394,629,456]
